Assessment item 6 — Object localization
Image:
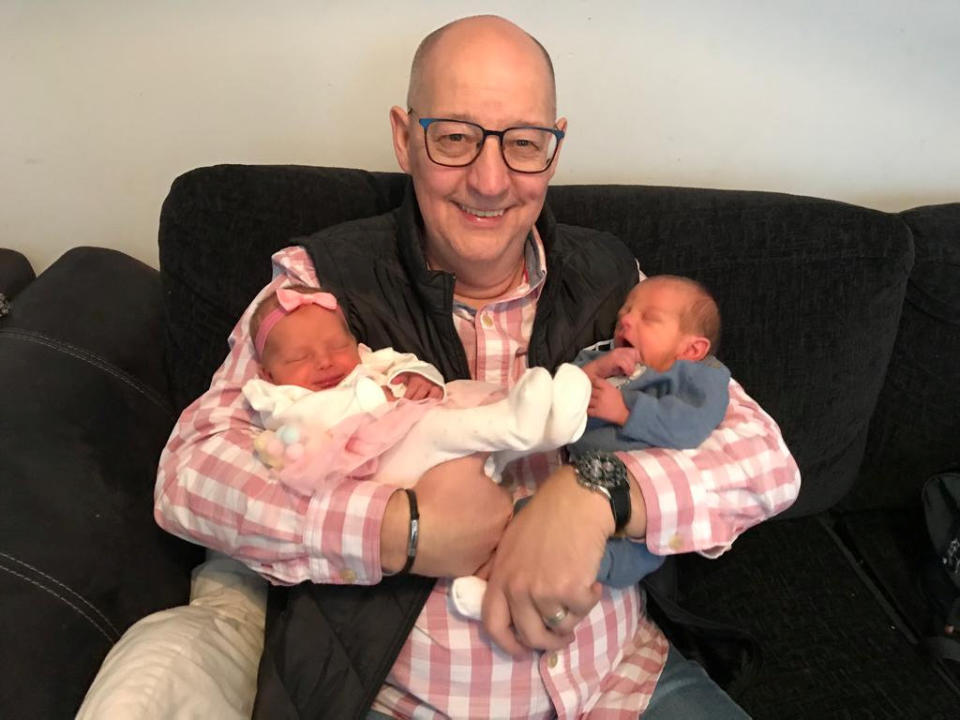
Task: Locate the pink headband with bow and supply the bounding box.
[254,287,339,357]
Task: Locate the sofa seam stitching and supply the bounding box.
[0,561,118,643]
[0,551,119,635]
[0,328,174,417]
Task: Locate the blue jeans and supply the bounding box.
[642,644,751,719]
[366,644,749,719]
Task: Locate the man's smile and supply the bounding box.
[456,202,507,219]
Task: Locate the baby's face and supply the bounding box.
[259,306,361,391]
[613,280,694,372]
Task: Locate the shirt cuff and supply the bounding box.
[303,480,397,584]
[617,450,732,558]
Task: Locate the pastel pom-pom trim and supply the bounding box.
[285,443,304,461]
[278,424,300,445]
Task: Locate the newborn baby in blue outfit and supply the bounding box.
[451,275,730,618]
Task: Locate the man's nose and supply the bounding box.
[466,136,510,197]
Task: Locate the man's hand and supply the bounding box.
[582,347,639,380]
[392,372,444,400]
[587,376,630,426]
[481,466,611,656]
[381,453,512,577]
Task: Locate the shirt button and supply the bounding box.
[481,313,494,328]
[340,569,357,583]
[547,652,559,669]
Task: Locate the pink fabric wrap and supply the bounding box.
[275,381,506,493]
[277,398,437,492]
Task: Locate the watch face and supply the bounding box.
[576,451,628,490]
[574,450,631,532]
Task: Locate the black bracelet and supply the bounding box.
[399,488,419,575]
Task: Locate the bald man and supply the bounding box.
[156,15,799,719]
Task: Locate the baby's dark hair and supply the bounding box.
[249,284,350,359]
[646,275,722,354]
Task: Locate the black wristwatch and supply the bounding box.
[572,450,632,534]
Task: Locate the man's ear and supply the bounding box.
[389,106,412,174]
[678,335,711,363]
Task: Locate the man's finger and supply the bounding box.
[482,587,527,657]
[533,600,579,637]
[510,595,576,652]
[474,557,495,580]
[532,581,603,638]
[562,581,604,617]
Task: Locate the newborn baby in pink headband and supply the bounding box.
[242,285,592,617]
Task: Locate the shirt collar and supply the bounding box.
[451,228,548,315]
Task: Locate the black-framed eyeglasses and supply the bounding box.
[412,111,565,174]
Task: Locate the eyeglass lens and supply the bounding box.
[424,120,558,172]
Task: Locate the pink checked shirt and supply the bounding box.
[156,238,800,719]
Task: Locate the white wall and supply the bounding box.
[3,0,959,273]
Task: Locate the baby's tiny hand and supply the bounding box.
[393,372,444,401]
[605,347,640,376]
[587,376,630,426]
[583,346,639,379]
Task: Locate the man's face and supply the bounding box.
[391,22,565,275]
[613,281,695,372]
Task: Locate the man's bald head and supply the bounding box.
[406,15,557,118]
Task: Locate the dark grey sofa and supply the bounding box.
[1,164,958,718]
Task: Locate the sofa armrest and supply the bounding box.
[848,203,960,510]
[2,246,170,398]
[0,247,202,718]
[0,248,35,303]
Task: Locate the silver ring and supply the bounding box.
[543,607,568,627]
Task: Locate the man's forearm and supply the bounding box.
[615,379,800,557]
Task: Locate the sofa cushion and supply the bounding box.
[0,248,35,301]
[846,203,960,510]
[674,515,960,718]
[548,186,913,516]
[0,249,202,718]
[77,553,267,720]
[3,247,170,399]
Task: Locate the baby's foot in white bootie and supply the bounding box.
[544,363,592,446]
[499,366,554,446]
[450,575,488,620]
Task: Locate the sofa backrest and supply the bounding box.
[159,164,914,517]
[159,165,407,410]
[547,185,913,516]
[845,202,960,510]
